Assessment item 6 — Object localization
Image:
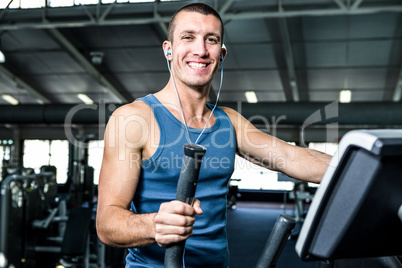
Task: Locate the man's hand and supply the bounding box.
[154,199,203,247]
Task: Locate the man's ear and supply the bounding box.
[163,41,172,61]
[220,45,227,63]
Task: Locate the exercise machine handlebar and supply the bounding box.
[164,144,207,268]
[255,214,296,268]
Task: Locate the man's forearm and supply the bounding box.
[296,147,331,183]
[96,206,157,248]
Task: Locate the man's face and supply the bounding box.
[168,11,223,89]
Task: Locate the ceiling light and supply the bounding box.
[0,50,5,63]
[90,51,104,65]
[245,91,258,103]
[77,93,94,104]
[339,90,352,103]
[2,94,19,105]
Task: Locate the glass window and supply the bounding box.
[0,144,12,180]
[75,0,99,5]
[308,142,338,156]
[231,155,293,191]
[24,140,51,171]
[21,0,44,8]
[8,0,21,9]
[23,140,69,184]
[231,142,297,191]
[0,145,4,180]
[2,0,158,9]
[49,0,74,7]
[49,140,69,184]
[88,140,104,185]
[307,142,338,187]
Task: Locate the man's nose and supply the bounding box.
[193,39,208,57]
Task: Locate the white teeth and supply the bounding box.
[188,62,207,69]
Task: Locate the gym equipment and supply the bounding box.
[59,207,92,267]
[0,171,99,268]
[164,144,297,268]
[164,144,207,268]
[0,172,59,268]
[255,214,296,268]
[0,175,25,268]
[296,129,402,266]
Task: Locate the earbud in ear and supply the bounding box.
[166,50,171,56]
[220,56,223,62]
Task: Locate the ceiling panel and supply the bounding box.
[103,47,166,72]
[307,68,389,90]
[0,0,400,106]
[215,70,283,91]
[28,74,101,94]
[7,51,86,75]
[3,29,61,51]
[220,91,285,102]
[310,89,384,102]
[225,19,273,43]
[63,24,163,49]
[227,43,279,69]
[117,72,169,95]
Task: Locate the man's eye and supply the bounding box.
[207,38,218,44]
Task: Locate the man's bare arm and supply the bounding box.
[223,107,331,183]
[96,102,202,248]
[96,103,157,247]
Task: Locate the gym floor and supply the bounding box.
[227,201,315,268]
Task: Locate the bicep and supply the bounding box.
[225,107,293,173]
[97,106,148,213]
[237,128,293,173]
[230,109,329,182]
[98,146,140,210]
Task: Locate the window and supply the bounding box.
[231,155,294,191]
[23,140,69,184]
[88,140,104,185]
[48,0,74,7]
[1,0,159,9]
[230,142,338,191]
[0,143,11,181]
[308,142,338,156]
[75,0,99,5]
[307,142,338,187]
[231,143,297,191]
[49,140,69,183]
[20,0,45,8]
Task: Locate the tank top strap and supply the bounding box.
[135,94,169,166]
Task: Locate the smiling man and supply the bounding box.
[96,3,331,268]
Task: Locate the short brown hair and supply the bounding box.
[167,3,224,45]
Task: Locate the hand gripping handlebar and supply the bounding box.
[164,144,207,268]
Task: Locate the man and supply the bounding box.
[96,3,331,268]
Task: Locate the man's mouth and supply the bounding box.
[188,62,207,69]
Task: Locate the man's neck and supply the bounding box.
[155,80,213,129]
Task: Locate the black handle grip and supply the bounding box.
[255,214,296,268]
[164,144,207,268]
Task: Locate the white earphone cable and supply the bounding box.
[166,55,224,145]
[167,57,193,144]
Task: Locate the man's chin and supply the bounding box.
[186,80,210,89]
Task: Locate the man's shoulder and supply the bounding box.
[219,106,251,131]
[105,100,155,148]
[219,106,241,120]
[112,99,152,119]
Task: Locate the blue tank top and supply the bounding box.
[126,94,236,268]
